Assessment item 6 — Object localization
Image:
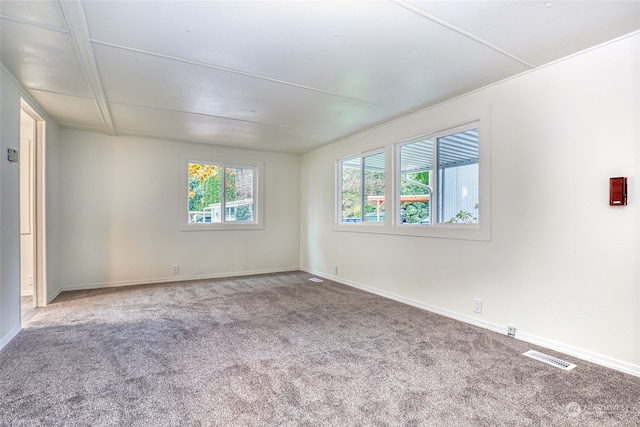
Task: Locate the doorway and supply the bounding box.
[19,101,46,325]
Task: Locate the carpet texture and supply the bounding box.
[1,271,638,426]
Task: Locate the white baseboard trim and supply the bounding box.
[0,325,22,353]
[515,331,640,378]
[60,267,300,292]
[302,267,640,378]
[21,290,33,297]
[46,286,62,305]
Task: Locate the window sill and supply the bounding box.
[332,222,490,241]
[181,222,263,232]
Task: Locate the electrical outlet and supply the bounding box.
[172,265,180,274]
[333,265,338,274]
[473,298,482,313]
[507,326,516,337]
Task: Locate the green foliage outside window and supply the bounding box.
[446,204,479,223]
[400,171,430,223]
[188,164,238,211]
[235,204,252,221]
[341,167,385,221]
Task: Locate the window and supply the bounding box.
[338,150,385,224]
[184,159,261,230]
[333,108,489,241]
[398,123,479,225]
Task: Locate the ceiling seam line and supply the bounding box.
[0,15,71,34]
[111,130,309,154]
[90,39,416,114]
[26,87,94,100]
[390,0,537,69]
[58,0,116,136]
[55,123,108,132]
[109,101,330,135]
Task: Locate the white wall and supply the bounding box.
[0,65,61,349]
[301,34,640,374]
[57,130,301,289]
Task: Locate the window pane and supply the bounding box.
[225,167,254,222]
[188,163,222,223]
[399,139,433,224]
[341,158,362,223]
[364,152,385,222]
[437,128,479,223]
[340,152,385,223]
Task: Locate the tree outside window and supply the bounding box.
[339,151,385,223]
[188,162,255,223]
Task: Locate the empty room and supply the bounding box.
[1,1,639,425]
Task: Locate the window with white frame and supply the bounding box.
[185,160,260,229]
[338,150,385,224]
[397,122,479,225]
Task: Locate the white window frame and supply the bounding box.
[333,106,491,241]
[336,148,386,226]
[181,156,264,231]
[396,121,479,227]
[392,117,489,241]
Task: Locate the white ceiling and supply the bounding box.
[1,1,639,153]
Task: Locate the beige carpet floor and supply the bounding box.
[1,271,638,426]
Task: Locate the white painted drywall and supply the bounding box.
[301,34,640,371]
[1,65,61,349]
[57,130,301,289]
[0,66,21,346]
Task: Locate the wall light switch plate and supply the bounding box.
[7,149,19,162]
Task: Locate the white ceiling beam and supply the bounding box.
[58,0,116,135]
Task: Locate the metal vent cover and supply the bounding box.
[523,350,577,371]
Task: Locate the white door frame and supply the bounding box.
[20,100,47,307]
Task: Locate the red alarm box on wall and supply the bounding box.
[609,177,627,206]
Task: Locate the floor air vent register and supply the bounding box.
[523,350,577,371]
